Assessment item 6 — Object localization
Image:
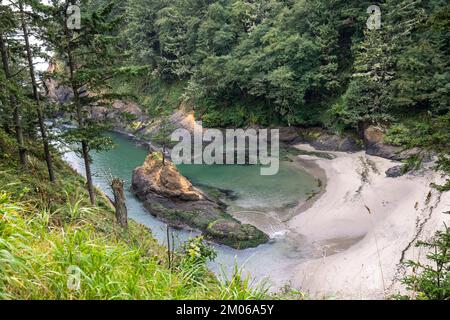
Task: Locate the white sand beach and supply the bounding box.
[290,144,450,299]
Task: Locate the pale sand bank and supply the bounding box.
[290,144,449,299]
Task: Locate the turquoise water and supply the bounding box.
[178,162,317,210]
[63,131,320,288]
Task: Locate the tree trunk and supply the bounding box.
[111,178,128,229]
[2,122,11,134]
[81,141,96,204]
[162,144,166,166]
[64,15,96,205]
[358,120,369,142]
[0,33,27,167]
[19,0,55,182]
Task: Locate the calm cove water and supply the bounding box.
[63,131,321,288]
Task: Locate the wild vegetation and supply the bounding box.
[0,129,271,299]
[118,0,448,130]
[120,0,449,178]
[0,0,448,300]
[400,227,450,300]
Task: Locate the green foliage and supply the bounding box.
[178,236,217,282]
[109,75,185,118]
[218,263,270,300]
[198,101,273,128]
[391,3,449,115]
[181,236,217,265]
[45,0,125,147]
[402,155,423,173]
[119,0,448,134]
[401,226,450,300]
[0,191,205,299]
[0,190,269,299]
[385,112,450,190]
[337,0,449,131]
[433,155,450,192]
[62,126,115,156]
[120,0,369,126]
[151,151,163,161]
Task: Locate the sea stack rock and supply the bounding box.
[131,152,269,249]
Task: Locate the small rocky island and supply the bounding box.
[131,152,269,249]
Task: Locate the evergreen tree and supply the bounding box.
[0,3,27,166]
[391,1,449,116]
[17,0,56,181]
[335,0,428,132]
[337,27,395,132]
[122,0,166,68]
[43,0,122,204]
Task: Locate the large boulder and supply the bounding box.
[90,100,145,124]
[206,220,268,249]
[363,125,422,161]
[385,165,406,178]
[279,127,301,143]
[132,153,203,201]
[131,153,269,249]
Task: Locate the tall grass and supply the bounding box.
[218,263,270,300]
[0,191,271,299]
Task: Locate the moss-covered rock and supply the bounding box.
[131,154,269,249]
[206,220,269,249]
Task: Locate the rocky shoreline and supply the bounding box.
[90,100,428,174]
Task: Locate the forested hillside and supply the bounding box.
[1,0,448,164]
[117,0,448,132]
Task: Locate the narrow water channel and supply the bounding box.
[63,131,322,288]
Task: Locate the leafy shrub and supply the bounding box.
[178,236,217,282]
[433,155,450,192]
[401,226,450,300]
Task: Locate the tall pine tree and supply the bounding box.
[0,3,27,166]
[43,0,123,204]
[336,0,426,133]
[17,0,56,181]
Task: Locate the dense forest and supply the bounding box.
[0,0,449,301]
[1,0,449,163]
[118,0,449,131]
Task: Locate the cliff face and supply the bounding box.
[131,153,269,249]
[90,101,199,145]
[45,62,73,104]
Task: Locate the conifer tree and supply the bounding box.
[337,0,426,132]
[17,0,55,181]
[43,0,123,204]
[0,3,27,166]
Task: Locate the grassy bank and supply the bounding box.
[0,130,270,299]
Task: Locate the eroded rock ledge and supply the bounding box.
[131,153,269,249]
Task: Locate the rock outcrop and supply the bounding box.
[91,100,145,123]
[89,100,200,147]
[296,127,363,152]
[131,153,269,249]
[45,63,73,104]
[363,125,422,161]
[385,165,406,178]
[283,125,426,162]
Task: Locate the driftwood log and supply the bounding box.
[111,178,128,229]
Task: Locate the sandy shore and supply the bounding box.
[289,144,449,299]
